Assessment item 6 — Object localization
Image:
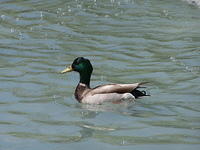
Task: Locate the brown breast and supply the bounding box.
[75,83,90,102]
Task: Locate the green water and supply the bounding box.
[0,0,200,149]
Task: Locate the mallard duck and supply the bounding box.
[60,57,149,104]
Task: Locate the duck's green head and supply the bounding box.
[61,57,93,86]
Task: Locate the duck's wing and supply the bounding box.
[81,82,148,104]
[90,82,147,95]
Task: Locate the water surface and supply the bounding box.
[0,0,200,150]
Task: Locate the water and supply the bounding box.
[0,0,200,149]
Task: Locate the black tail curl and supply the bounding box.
[130,88,150,98]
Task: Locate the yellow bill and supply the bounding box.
[60,65,73,74]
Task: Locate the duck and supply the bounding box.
[60,57,149,104]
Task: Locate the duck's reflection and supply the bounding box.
[75,101,135,118]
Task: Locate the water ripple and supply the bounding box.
[0,0,200,149]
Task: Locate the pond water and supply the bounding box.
[0,0,200,150]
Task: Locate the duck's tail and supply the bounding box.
[130,88,150,98]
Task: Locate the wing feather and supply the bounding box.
[90,83,144,95]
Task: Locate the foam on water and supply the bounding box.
[183,0,200,7]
